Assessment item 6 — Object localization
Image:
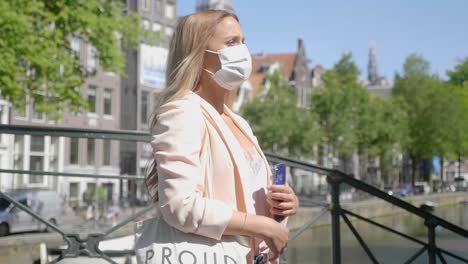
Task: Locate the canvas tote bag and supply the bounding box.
[135,122,251,264]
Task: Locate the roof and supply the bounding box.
[250,53,297,97]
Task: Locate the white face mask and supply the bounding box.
[203,44,252,91]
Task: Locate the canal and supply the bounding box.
[286,202,468,263]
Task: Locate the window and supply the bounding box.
[141,91,149,124]
[14,136,24,179]
[143,19,150,30]
[152,23,163,44]
[153,0,160,16]
[165,3,175,19]
[103,89,112,116]
[49,137,59,171]
[29,156,44,184]
[87,44,97,72]
[70,138,79,164]
[32,102,45,121]
[71,87,82,116]
[15,105,27,119]
[152,23,161,32]
[88,86,97,113]
[14,135,24,155]
[29,136,45,184]
[103,140,111,166]
[70,37,81,59]
[30,135,44,152]
[87,139,95,165]
[69,183,79,198]
[165,27,174,40]
[141,0,150,10]
[0,105,6,144]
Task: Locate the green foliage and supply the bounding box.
[310,53,366,157]
[241,70,320,158]
[241,52,468,185]
[445,69,468,157]
[0,0,151,120]
[310,53,408,179]
[447,57,468,87]
[392,53,465,159]
[445,57,468,157]
[392,53,468,187]
[372,97,409,175]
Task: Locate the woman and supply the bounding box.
[147,10,299,263]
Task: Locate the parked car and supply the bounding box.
[399,185,414,197]
[0,189,63,236]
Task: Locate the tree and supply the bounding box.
[0,0,149,120]
[445,60,468,179]
[310,53,367,171]
[393,53,458,187]
[368,97,409,185]
[310,53,409,185]
[241,70,320,158]
[447,57,468,87]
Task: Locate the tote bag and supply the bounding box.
[135,124,251,264]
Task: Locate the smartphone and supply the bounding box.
[273,163,286,185]
[272,163,286,222]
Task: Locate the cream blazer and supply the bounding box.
[151,91,273,241]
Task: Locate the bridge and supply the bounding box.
[0,125,467,264]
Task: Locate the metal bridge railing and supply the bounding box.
[0,124,153,263]
[266,152,468,264]
[0,124,467,264]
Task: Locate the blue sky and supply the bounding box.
[178,0,468,80]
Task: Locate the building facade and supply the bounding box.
[4,34,122,209]
[231,38,312,112]
[120,0,178,204]
[196,0,234,13]
[0,100,11,191]
[0,0,178,207]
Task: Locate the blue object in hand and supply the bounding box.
[272,163,286,222]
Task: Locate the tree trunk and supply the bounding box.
[459,153,462,178]
[410,154,417,188]
[428,161,433,193]
[440,157,445,182]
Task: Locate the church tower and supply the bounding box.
[368,42,379,85]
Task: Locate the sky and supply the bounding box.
[178,0,468,80]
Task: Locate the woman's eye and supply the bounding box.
[227,37,241,46]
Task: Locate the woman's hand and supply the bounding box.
[267,184,299,217]
[260,217,289,261]
[226,213,288,260]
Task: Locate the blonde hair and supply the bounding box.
[146,10,239,202]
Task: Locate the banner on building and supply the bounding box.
[432,155,440,176]
[139,44,168,89]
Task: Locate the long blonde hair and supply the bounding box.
[146,10,239,202]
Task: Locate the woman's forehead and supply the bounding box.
[213,17,243,39]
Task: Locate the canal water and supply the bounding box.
[286,203,468,263]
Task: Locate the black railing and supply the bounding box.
[0,124,467,264]
[0,125,151,263]
[265,152,468,264]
